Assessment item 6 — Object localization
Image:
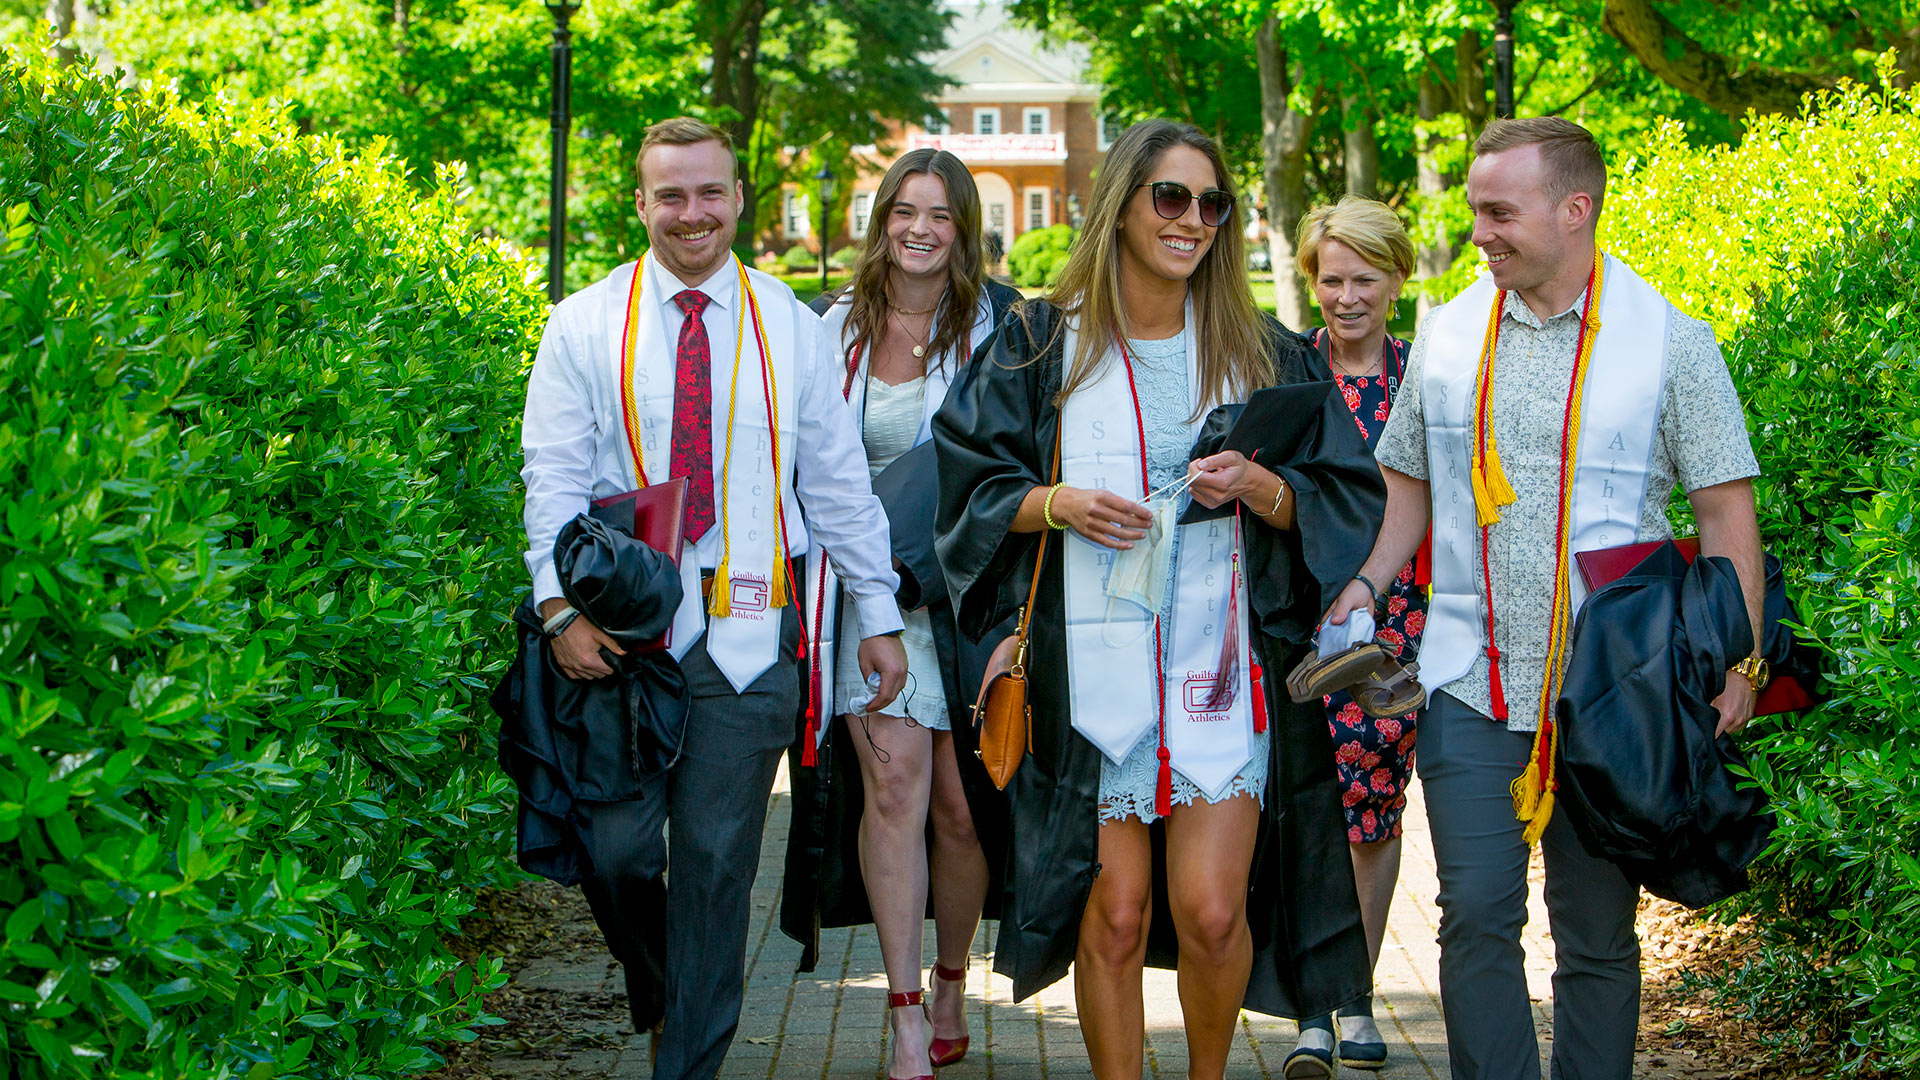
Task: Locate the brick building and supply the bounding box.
[766,1,1114,267]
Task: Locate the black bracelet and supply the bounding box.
[1353,573,1385,606]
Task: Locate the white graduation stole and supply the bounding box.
[1057,310,1254,799]
[613,255,798,693]
[1419,255,1673,698]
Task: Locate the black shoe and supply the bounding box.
[1282,1044,1335,1079]
[1339,1036,1388,1070]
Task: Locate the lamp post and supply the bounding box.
[1493,0,1517,120]
[815,163,836,296]
[545,0,580,303]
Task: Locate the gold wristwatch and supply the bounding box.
[1732,654,1770,692]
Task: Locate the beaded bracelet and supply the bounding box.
[1042,482,1068,530]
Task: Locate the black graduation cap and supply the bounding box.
[1179,380,1344,524]
[870,440,945,610]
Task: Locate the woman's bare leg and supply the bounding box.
[1074,817,1153,1080]
[1164,794,1261,1080]
[1350,835,1403,975]
[926,731,986,1039]
[847,713,936,1078]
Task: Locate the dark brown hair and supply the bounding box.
[1473,116,1607,219]
[839,149,985,375]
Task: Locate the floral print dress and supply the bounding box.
[1318,332,1425,844]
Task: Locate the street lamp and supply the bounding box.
[815,163,836,295]
[545,0,580,303]
[1492,0,1517,120]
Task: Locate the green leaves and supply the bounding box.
[0,56,538,1079]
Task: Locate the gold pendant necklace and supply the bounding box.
[890,308,931,359]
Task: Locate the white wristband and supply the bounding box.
[542,604,579,636]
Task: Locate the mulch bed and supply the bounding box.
[438,880,632,1077]
[1636,897,1830,1079]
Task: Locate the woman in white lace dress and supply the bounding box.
[936,120,1382,1079]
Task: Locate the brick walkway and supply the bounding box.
[486,762,1715,1079]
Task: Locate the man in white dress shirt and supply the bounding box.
[520,116,907,1080]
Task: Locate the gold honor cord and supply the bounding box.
[617,258,792,617]
[1468,250,1607,846]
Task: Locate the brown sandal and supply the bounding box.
[1286,643,1423,717]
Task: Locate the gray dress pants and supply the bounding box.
[1417,691,1641,1080]
[627,605,802,1080]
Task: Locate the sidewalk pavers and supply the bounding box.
[476,760,1714,1078]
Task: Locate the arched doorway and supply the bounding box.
[974,170,1014,267]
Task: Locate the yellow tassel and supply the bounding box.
[1510,757,1541,820]
[769,549,790,609]
[1472,431,1519,527]
[1521,789,1555,847]
[708,556,732,617]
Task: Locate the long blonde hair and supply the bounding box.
[840,150,985,375]
[1039,119,1267,416]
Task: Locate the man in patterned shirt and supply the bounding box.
[1321,117,1766,1079]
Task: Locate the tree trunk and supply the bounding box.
[1256,17,1314,331]
[46,0,77,65]
[1343,96,1378,200]
[393,0,410,53]
[1600,0,1832,116]
[1413,72,1456,322]
[708,0,767,257]
[1455,29,1488,130]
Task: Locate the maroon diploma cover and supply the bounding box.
[588,478,689,654]
[1574,538,1812,717]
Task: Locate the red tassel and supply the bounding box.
[1250,661,1267,733]
[1154,745,1173,817]
[801,707,819,767]
[1487,645,1509,721]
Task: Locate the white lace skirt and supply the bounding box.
[1097,726,1269,824]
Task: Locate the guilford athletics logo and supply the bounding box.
[1182,670,1234,719]
[729,572,770,617]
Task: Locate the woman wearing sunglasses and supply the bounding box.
[793,148,1023,1080]
[934,119,1381,1079]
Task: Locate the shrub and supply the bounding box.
[1693,190,1920,1077]
[830,244,859,269]
[1007,224,1074,288]
[780,243,819,271]
[1600,55,1920,342]
[0,56,536,1077]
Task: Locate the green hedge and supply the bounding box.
[1696,192,1920,1076]
[1578,59,1920,1076]
[1601,55,1920,342]
[780,243,818,271]
[1007,224,1074,288]
[0,56,539,1077]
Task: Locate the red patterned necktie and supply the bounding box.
[670,289,716,541]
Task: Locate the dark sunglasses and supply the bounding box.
[1136,181,1235,228]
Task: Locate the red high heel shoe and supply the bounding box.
[887,989,935,1080]
[927,963,971,1067]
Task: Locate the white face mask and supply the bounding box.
[1102,472,1196,644]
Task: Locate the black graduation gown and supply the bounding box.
[931,299,1385,1017]
[780,281,1022,969]
[1556,542,1798,908]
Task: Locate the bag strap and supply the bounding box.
[1011,426,1062,653]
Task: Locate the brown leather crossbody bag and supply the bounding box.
[970,431,1061,790]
